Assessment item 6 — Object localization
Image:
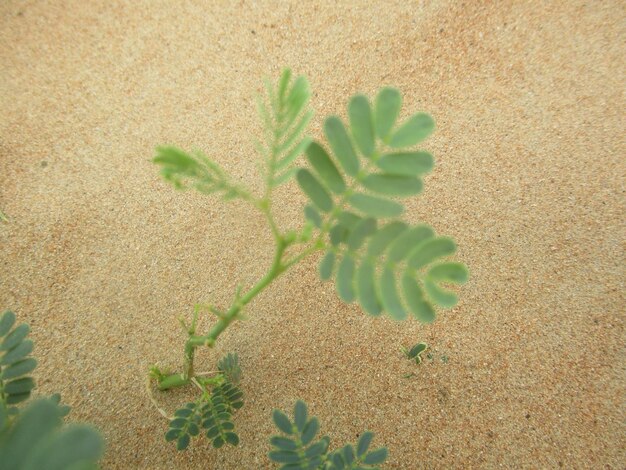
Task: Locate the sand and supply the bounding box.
[1,0,624,468]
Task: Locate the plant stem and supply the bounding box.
[157,236,293,390]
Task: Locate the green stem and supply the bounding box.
[158,237,292,390]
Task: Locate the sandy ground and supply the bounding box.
[1,1,625,468]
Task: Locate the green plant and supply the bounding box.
[269,400,387,469]
[0,311,103,469]
[401,342,428,365]
[153,352,243,451]
[150,69,468,454]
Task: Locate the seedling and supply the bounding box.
[269,400,388,469]
[149,69,468,453]
[401,342,428,365]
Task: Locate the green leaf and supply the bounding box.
[356,431,374,457]
[390,113,435,148]
[408,343,427,358]
[367,221,408,257]
[169,418,187,429]
[268,450,301,463]
[0,324,29,351]
[361,174,423,196]
[22,424,104,470]
[304,205,322,228]
[296,169,333,213]
[428,262,469,284]
[319,251,336,280]
[224,432,239,446]
[0,339,33,366]
[274,168,299,186]
[6,392,31,405]
[174,408,194,418]
[278,69,292,102]
[356,260,382,316]
[348,95,375,157]
[337,211,362,229]
[0,311,16,337]
[401,274,435,323]
[408,237,456,269]
[324,116,359,176]
[330,225,348,246]
[153,146,198,170]
[301,418,319,446]
[387,225,434,263]
[212,435,225,448]
[277,111,313,154]
[276,137,312,170]
[270,436,299,451]
[424,278,458,308]
[205,425,219,438]
[273,410,294,435]
[284,76,310,123]
[294,401,308,432]
[374,87,401,141]
[379,267,407,320]
[306,142,346,194]
[362,447,388,465]
[341,445,355,464]
[5,377,35,395]
[336,255,356,303]
[348,193,403,218]
[0,357,36,381]
[305,440,327,458]
[165,429,180,442]
[346,218,377,251]
[376,151,434,175]
[188,423,199,436]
